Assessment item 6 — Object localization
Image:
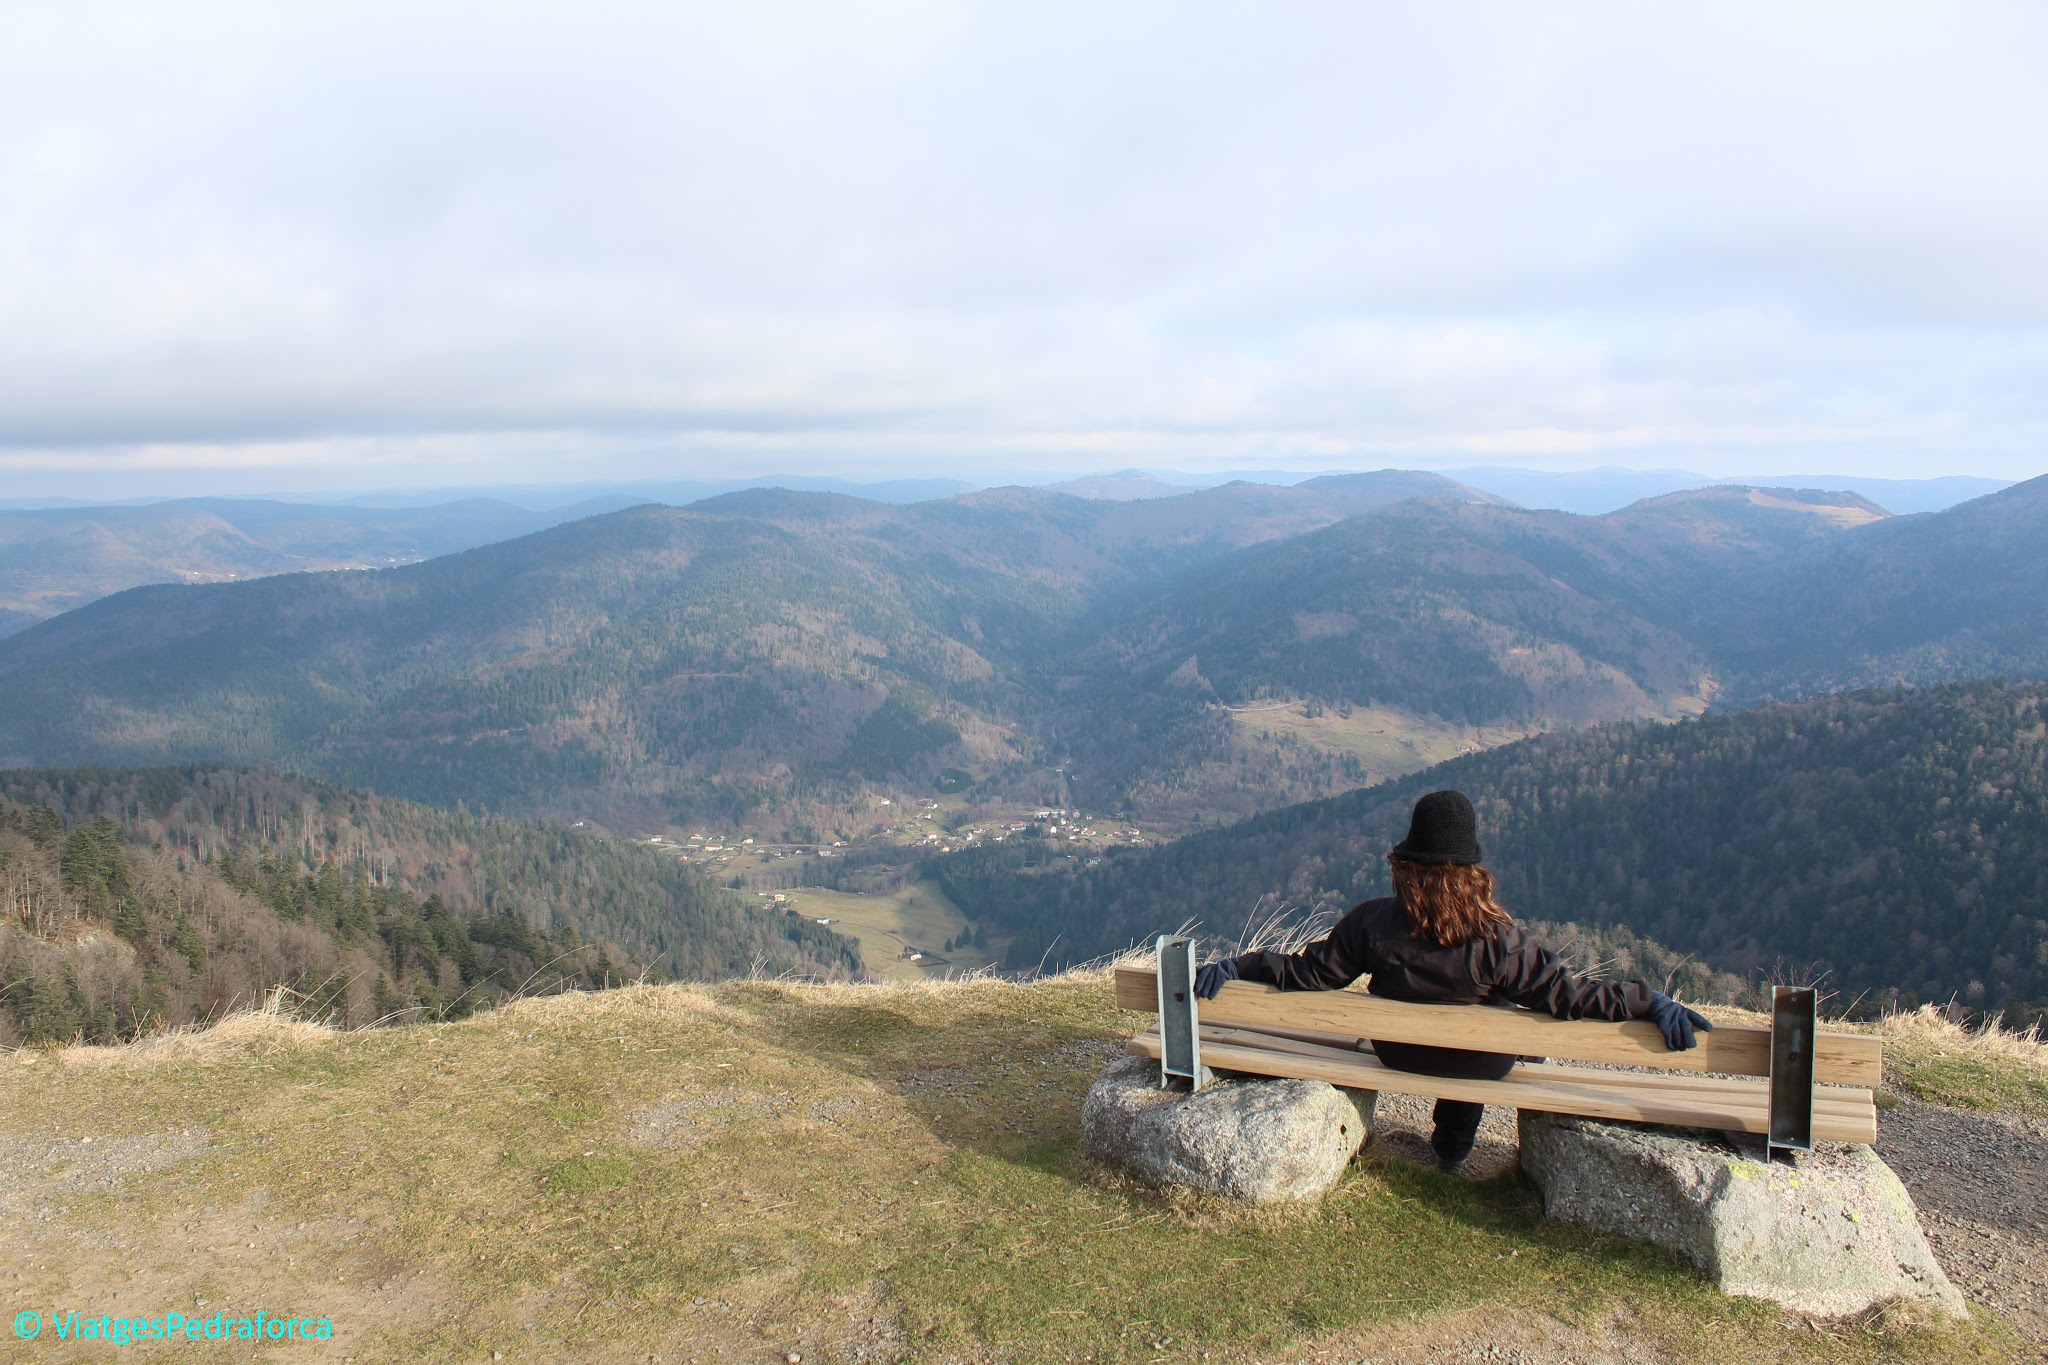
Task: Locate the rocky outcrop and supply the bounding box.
[1519,1112,1966,1318]
[1082,1056,1375,1203]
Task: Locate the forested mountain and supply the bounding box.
[1692,475,2048,703]
[1,473,2042,836]
[1040,484,1917,819]
[0,474,1523,829]
[0,765,859,1044]
[0,496,629,635]
[933,680,2048,1019]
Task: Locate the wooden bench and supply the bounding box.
[1114,965,1883,1145]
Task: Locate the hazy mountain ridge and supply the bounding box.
[0,476,1522,826]
[1695,475,2048,704]
[0,475,2041,834]
[0,496,630,636]
[0,470,1499,637]
[1438,467,2012,515]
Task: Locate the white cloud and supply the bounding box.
[1,0,2044,493]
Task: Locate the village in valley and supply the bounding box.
[602,797,1153,983]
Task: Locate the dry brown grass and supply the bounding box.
[1876,1006,2048,1115]
[34,986,338,1069]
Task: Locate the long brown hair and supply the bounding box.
[1389,853,1514,948]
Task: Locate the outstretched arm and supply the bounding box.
[1484,925,1655,1021]
[1482,927,1715,1049]
[1226,903,1374,993]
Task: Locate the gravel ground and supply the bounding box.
[0,1128,213,1219]
[1876,1093,2048,1349]
[1359,1090,1523,1180]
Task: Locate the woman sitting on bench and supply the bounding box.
[1193,789,1711,1174]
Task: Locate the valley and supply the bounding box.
[3,472,2045,1031]
[765,880,999,983]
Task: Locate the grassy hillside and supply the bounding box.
[936,680,2048,1018]
[775,879,1003,982]
[0,766,860,1044]
[3,976,2033,1363]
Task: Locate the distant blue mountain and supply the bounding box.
[1441,466,2014,516]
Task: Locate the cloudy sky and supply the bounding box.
[2,1,2044,495]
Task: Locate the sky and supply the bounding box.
[2,1,2045,498]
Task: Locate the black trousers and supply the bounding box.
[1370,1039,1517,1163]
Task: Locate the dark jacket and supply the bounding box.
[1234,896,1654,1022]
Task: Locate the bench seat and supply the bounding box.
[1113,966,1882,1146]
[1125,1024,1878,1143]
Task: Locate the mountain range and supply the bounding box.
[0,473,2043,839]
[1436,467,2013,516]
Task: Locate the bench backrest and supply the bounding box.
[1113,967,1882,1087]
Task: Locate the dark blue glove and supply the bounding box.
[1194,958,1239,1000]
[1646,991,1713,1051]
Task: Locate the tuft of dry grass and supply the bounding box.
[1877,1005,2048,1115]
[33,986,338,1069]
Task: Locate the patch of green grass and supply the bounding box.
[782,878,1000,980]
[1893,1054,2048,1116]
[541,1155,637,1192]
[1227,701,1536,783]
[1881,1007,2048,1118]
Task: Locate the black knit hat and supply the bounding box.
[1391,790,1483,866]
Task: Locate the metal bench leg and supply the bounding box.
[1768,986,1817,1162]
[1156,935,1214,1093]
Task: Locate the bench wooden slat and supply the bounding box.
[1115,966,1883,1087]
[1151,1025,1874,1122]
[1181,1024,1876,1108]
[1510,1059,1874,1111]
[1123,1031,1878,1143]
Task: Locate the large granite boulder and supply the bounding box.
[1081,1055,1376,1203]
[1519,1112,1966,1318]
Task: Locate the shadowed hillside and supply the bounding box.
[1695,475,2048,703]
[0,766,860,1044]
[936,680,2048,1018]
